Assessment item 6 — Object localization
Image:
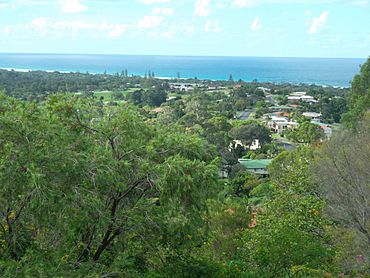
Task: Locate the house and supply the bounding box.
[290,91,307,96]
[269,121,299,134]
[269,105,293,113]
[257,87,271,94]
[267,116,299,134]
[300,95,317,103]
[230,139,261,151]
[288,104,302,109]
[169,83,195,92]
[311,121,333,138]
[238,159,272,175]
[287,95,301,101]
[288,92,317,103]
[302,112,322,122]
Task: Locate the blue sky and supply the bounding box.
[0,0,369,57]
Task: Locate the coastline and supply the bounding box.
[0,67,349,89]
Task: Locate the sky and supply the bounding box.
[0,0,369,58]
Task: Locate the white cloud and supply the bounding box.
[8,17,130,38]
[177,24,196,35]
[204,19,221,32]
[348,0,368,6]
[250,17,262,31]
[194,0,210,16]
[152,7,173,15]
[149,30,174,38]
[234,0,257,7]
[31,17,49,29]
[309,11,329,33]
[98,23,130,38]
[137,0,170,4]
[59,0,87,13]
[137,15,164,29]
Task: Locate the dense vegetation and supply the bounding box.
[0,58,369,276]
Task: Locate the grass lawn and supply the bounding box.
[93,88,139,102]
[94,91,113,101]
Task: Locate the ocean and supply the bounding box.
[0,53,366,87]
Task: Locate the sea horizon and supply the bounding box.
[0,51,367,59]
[0,53,366,87]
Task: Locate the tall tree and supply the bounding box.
[0,93,220,275]
[342,57,370,128]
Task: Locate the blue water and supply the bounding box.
[0,53,366,87]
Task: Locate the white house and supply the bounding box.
[290,91,307,96]
[229,139,261,151]
[302,112,322,121]
[287,91,317,103]
[169,83,195,92]
[268,116,299,134]
[300,95,317,103]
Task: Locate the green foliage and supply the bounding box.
[126,89,144,105]
[342,57,370,128]
[269,146,315,193]
[142,87,168,107]
[240,193,334,277]
[203,116,232,149]
[314,119,370,274]
[229,122,271,149]
[236,145,335,277]
[0,93,220,275]
[284,121,324,144]
[0,67,361,277]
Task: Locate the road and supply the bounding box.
[274,136,295,151]
[237,109,253,120]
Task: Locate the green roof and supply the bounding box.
[311,121,334,127]
[238,159,272,169]
[270,105,293,110]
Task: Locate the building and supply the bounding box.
[288,92,317,103]
[267,116,299,134]
[257,87,271,94]
[300,95,317,103]
[302,112,322,121]
[229,139,261,151]
[169,83,196,92]
[238,159,272,175]
[290,91,307,96]
[311,121,333,138]
[269,105,293,113]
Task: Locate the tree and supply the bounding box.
[238,146,335,277]
[314,119,370,245]
[229,122,271,151]
[0,93,220,275]
[284,121,324,144]
[342,57,370,128]
[319,96,347,123]
[142,88,167,107]
[126,89,143,105]
[203,116,232,150]
[111,91,124,100]
[240,192,334,277]
[269,146,316,193]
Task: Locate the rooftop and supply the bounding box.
[270,105,293,110]
[239,159,272,169]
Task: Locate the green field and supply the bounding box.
[91,88,140,102]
